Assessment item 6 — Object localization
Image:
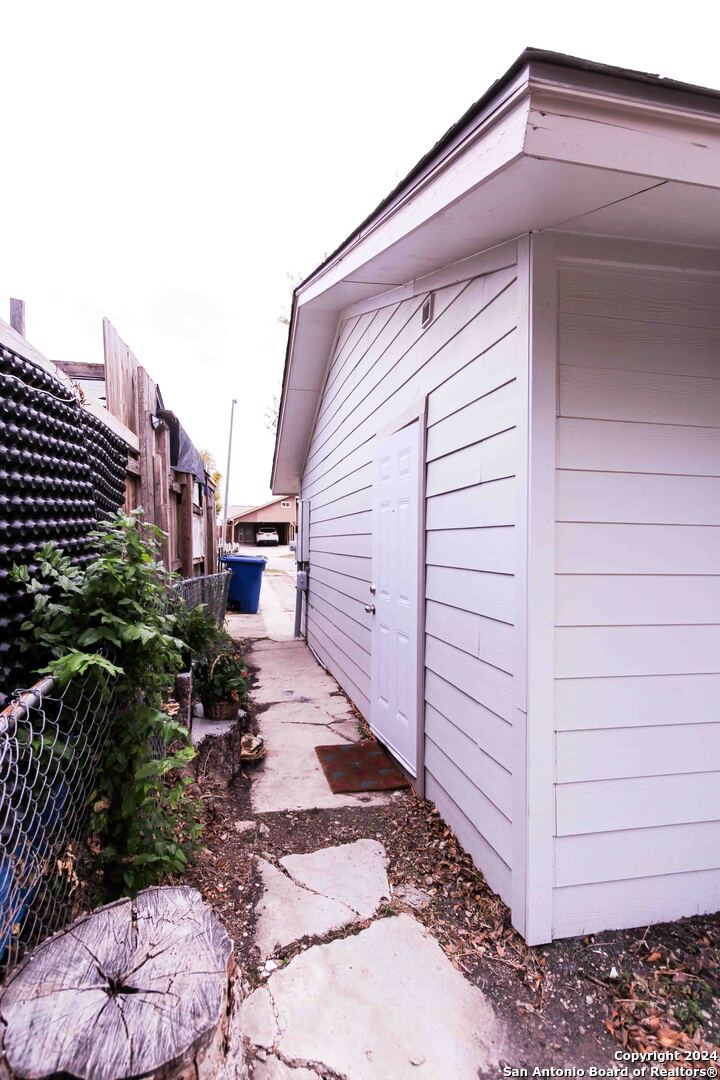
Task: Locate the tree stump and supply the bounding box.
[0,886,238,1080]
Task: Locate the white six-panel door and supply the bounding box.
[370,421,420,775]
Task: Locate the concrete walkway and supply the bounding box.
[227,563,297,643]
[226,562,507,1078]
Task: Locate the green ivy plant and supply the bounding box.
[193,651,249,708]
[12,511,203,897]
[172,599,226,672]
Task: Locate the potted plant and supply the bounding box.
[195,652,249,721]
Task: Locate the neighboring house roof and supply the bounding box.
[271,47,720,493]
[226,504,255,520]
[227,496,295,523]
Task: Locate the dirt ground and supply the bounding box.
[185,664,720,1073]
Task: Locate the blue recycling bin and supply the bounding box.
[221,554,267,614]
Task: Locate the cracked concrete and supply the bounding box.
[255,858,361,958]
[248,641,391,815]
[242,915,506,1079]
[252,1057,319,1080]
[280,841,389,922]
[255,841,390,957]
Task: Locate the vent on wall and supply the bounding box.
[421,293,434,327]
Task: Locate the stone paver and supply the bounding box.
[242,914,506,1079]
[280,840,389,920]
[190,711,239,746]
[255,841,390,957]
[254,859,358,957]
[225,556,507,1077]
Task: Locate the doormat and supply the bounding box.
[315,740,411,794]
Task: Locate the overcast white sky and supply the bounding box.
[1,1,717,507]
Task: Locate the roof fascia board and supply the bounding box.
[271,293,300,488]
[529,60,720,123]
[525,74,720,188]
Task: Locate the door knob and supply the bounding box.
[364,603,376,614]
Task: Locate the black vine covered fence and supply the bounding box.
[0,344,127,693]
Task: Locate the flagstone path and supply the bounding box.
[211,568,509,1077]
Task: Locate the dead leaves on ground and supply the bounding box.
[600,936,719,1058]
[386,795,719,1054]
[386,795,543,998]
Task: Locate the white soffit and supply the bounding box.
[554,181,720,249]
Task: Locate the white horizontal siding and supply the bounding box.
[559,311,720,379]
[558,417,720,475]
[310,511,372,537]
[308,588,372,652]
[559,265,720,328]
[426,428,517,496]
[425,601,514,673]
[556,575,720,626]
[557,723,720,783]
[309,550,371,582]
[556,771,720,835]
[426,566,514,624]
[556,523,720,574]
[556,821,720,887]
[424,670,513,770]
[552,256,720,938]
[426,381,518,461]
[424,740,512,865]
[310,533,372,557]
[425,527,515,574]
[560,364,720,427]
[302,252,522,907]
[426,478,515,530]
[556,673,720,732]
[425,636,514,724]
[553,870,720,938]
[425,706,512,817]
[425,774,511,904]
[557,471,720,525]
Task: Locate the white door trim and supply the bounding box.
[369,401,427,793]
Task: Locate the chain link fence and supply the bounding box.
[174,571,231,625]
[0,571,230,978]
[0,671,114,975]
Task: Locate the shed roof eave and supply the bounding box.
[271,49,720,493]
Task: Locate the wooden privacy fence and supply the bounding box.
[102,319,218,577]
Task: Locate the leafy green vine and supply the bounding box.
[13,511,203,896]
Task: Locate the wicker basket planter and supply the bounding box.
[203,699,238,722]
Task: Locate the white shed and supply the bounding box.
[271,50,720,944]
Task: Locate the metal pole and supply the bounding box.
[221,398,237,558]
